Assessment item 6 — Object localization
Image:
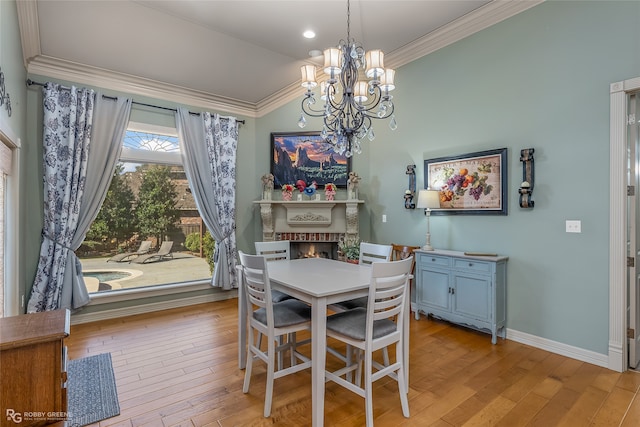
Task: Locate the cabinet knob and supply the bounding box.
[468,263,473,267]
[431,258,436,262]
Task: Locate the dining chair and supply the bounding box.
[331,242,392,311]
[391,243,420,312]
[255,240,291,262]
[359,242,393,265]
[238,251,313,418]
[324,257,413,427]
[255,240,295,303]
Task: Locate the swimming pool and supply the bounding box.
[84,271,132,282]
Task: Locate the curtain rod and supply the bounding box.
[25,79,245,124]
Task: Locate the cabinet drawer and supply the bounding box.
[453,258,491,273]
[418,253,451,268]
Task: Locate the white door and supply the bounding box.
[628,92,640,369]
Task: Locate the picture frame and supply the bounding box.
[424,148,508,215]
[270,131,351,188]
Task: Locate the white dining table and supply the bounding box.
[237,257,410,427]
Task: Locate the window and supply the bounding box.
[0,127,18,317]
[79,123,212,294]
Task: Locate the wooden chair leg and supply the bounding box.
[264,337,276,417]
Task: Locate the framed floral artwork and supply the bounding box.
[424,148,508,215]
[270,131,351,188]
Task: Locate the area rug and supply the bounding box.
[67,353,120,427]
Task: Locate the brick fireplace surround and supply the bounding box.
[253,199,363,258]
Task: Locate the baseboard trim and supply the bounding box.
[506,328,609,369]
[70,290,238,325]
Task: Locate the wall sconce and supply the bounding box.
[416,189,440,250]
[519,148,534,208]
[404,164,416,209]
[0,67,11,117]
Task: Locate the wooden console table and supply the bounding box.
[0,309,70,426]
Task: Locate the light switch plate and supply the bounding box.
[382,214,387,223]
[566,220,581,233]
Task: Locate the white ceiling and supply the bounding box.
[16,0,541,116]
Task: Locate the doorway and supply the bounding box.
[628,91,640,369]
[611,76,640,372]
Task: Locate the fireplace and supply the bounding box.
[254,199,363,260]
[290,242,338,259]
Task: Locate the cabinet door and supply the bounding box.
[417,266,451,311]
[452,273,491,322]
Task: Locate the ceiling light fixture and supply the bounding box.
[297,0,397,157]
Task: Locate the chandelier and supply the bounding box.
[297,0,397,157]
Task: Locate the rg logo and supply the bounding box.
[6,409,22,423]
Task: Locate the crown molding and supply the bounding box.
[27,56,258,118]
[18,0,544,119]
[386,0,545,69]
[259,0,545,116]
[15,0,41,68]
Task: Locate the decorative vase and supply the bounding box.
[282,191,292,201]
[325,192,335,201]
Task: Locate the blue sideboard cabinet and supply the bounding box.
[413,249,508,344]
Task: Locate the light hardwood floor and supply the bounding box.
[67,299,640,426]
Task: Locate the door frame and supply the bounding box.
[610,76,640,372]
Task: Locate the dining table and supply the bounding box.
[237,257,410,427]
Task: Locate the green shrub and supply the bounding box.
[184,232,201,252]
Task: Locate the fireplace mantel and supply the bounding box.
[254,199,363,243]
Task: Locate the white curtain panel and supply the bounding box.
[176,108,238,289]
[28,84,131,312]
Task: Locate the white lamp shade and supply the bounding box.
[416,189,440,209]
[300,65,317,89]
[354,81,369,102]
[380,69,395,91]
[323,48,342,75]
[365,50,384,78]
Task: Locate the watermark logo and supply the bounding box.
[6,409,22,423]
[5,409,71,424]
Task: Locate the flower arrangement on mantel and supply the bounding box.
[324,183,337,201]
[338,237,360,263]
[281,184,294,201]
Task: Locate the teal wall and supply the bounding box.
[1,0,28,311]
[258,0,640,355]
[5,0,640,355]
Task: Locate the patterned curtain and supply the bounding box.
[176,108,239,289]
[27,83,131,312]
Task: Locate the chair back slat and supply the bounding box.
[255,240,291,262]
[239,252,273,321]
[359,242,392,265]
[367,257,413,336]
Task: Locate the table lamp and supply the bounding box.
[416,189,440,251]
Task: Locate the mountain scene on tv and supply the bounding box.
[271,133,349,188]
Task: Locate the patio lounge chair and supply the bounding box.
[107,240,152,262]
[131,241,174,264]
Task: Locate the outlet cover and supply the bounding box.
[566,220,581,233]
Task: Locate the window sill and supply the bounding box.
[87,279,214,305]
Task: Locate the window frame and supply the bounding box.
[88,121,213,305]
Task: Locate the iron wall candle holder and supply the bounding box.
[519,148,534,208]
[405,164,416,209]
[0,67,11,117]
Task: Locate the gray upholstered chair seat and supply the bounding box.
[253,299,311,328]
[326,307,397,340]
[330,296,368,311]
[271,289,295,303]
